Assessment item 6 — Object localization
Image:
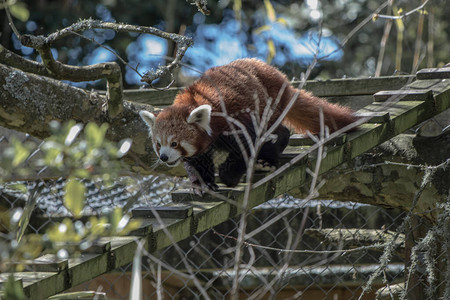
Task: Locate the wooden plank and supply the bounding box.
[122,88,182,106]
[128,222,153,237]
[51,241,111,255]
[20,254,68,273]
[373,90,432,102]
[347,123,389,160]
[125,76,414,106]
[355,111,391,123]
[416,67,450,79]
[288,134,315,146]
[289,134,347,146]
[81,240,111,254]
[131,205,193,219]
[3,272,67,299]
[315,144,346,176]
[324,95,374,110]
[299,75,414,97]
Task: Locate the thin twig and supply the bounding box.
[374,0,430,20]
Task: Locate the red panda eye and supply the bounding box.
[171,142,178,147]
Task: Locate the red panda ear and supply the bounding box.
[139,110,156,134]
[187,104,212,136]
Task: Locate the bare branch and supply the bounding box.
[373,0,430,20]
[187,0,210,15]
[2,18,193,118]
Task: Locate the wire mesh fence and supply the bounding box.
[66,197,408,299]
[0,124,448,300]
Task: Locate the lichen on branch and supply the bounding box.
[0,17,193,118]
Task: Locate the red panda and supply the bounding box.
[140,58,357,194]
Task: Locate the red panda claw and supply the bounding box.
[192,187,204,197]
[206,182,219,192]
[191,182,218,197]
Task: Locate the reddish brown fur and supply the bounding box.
[166,59,357,139]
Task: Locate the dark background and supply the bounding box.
[1,0,449,89]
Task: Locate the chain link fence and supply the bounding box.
[0,125,448,300]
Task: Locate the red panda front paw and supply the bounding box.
[206,182,219,191]
[254,159,277,172]
[191,181,219,196]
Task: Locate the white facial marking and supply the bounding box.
[159,146,181,166]
[152,136,162,158]
[180,141,197,157]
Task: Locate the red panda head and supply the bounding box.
[139,105,212,167]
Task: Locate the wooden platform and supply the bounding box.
[1,67,449,299]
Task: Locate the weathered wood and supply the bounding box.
[373,90,433,102]
[355,111,391,123]
[291,130,450,220]
[14,254,68,273]
[0,271,66,299]
[416,67,450,79]
[288,134,347,146]
[81,240,111,254]
[125,76,415,106]
[122,88,182,106]
[299,75,415,97]
[131,205,193,219]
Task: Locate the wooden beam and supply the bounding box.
[416,67,450,79]
[125,76,415,106]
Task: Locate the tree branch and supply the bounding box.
[0,63,184,180]
[2,18,193,118]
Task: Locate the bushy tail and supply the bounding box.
[283,89,358,134]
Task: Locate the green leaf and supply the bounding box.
[46,218,81,243]
[9,3,30,22]
[64,178,85,218]
[72,168,91,179]
[11,138,30,167]
[7,183,27,193]
[3,275,26,300]
[110,207,122,230]
[85,122,109,148]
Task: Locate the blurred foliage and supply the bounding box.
[2,275,26,300]
[0,121,139,285]
[1,0,448,88]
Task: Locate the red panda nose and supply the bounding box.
[160,154,169,162]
